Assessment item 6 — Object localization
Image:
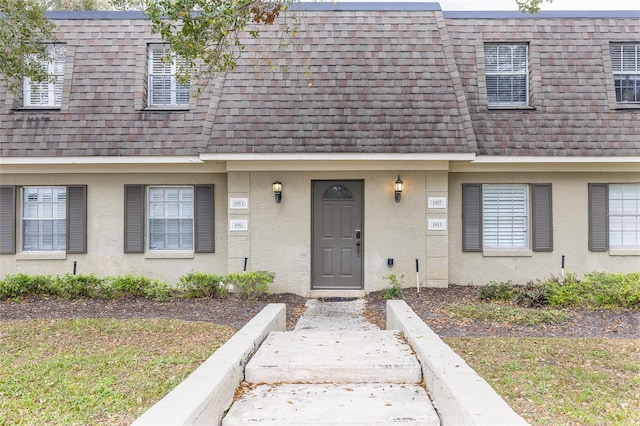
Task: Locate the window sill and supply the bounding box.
[143,106,190,112]
[487,105,536,111]
[609,248,640,256]
[611,104,640,110]
[483,249,533,257]
[145,250,194,259]
[14,106,62,111]
[16,251,66,260]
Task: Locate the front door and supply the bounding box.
[311,180,364,290]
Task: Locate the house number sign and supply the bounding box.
[428,219,447,231]
[229,198,249,210]
[428,197,447,209]
[229,219,249,231]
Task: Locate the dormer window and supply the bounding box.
[23,44,66,108]
[610,43,640,103]
[484,43,529,107]
[147,44,190,108]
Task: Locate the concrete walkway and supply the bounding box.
[222,299,440,425]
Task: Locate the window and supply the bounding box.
[148,186,194,250]
[610,43,640,103]
[148,45,190,107]
[124,184,214,253]
[462,183,552,252]
[23,44,66,107]
[590,183,640,250]
[22,187,66,251]
[482,184,528,249]
[484,43,529,106]
[0,185,86,255]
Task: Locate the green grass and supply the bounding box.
[445,337,640,426]
[0,319,234,426]
[446,303,569,326]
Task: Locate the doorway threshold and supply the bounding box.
[310,290,366,299]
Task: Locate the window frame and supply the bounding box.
[147,185,195,251]
[124,184,214,255]
[482,184,530,250]
[23,44,66,108]
[462,183,552,254]
[21,186,67,251]
[610,43,640,104]
[147,44,190,108]
[608,183,640,249]
[484,43,530,107]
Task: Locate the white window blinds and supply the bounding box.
[484,44,529,106]
[609,183,640,248]
[610,43,640,103]
[148,45,190,107]
[482,184,529,249]
[23,45,66,107]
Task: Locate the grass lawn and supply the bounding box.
[445,337,640,426]
[0,318,234,426]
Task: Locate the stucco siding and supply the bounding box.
[448,172,640,286]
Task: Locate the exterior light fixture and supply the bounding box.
[394,175,404,203]
[272,181,282,203]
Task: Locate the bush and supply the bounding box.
[50,274,101,299]
[382,274,404,300]
[0,274,52,299]
[144,280,172,302]
[513,280,548,308]
[100,275,151,299]
[178,272,225,298]
[225,271,274,302]
[479,280,515,302]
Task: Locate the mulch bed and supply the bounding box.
[366,286,640,339]
[1,287,638,338]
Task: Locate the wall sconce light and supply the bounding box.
[394,175,404,203]
[272,181,282,203]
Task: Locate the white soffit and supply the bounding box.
[451,156,640,173]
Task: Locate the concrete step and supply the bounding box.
[222,383,440,426]
[245,330,422,384]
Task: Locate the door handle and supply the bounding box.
[356,241,361,256]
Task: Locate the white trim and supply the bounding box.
[0,156,204,165]
[483,249,533,257]
[145,250,194,259]
[201,153,476,162]
[16,251,67,260]
[609,248,640,256]
[471,156,640,163]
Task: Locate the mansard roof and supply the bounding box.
[1,4,638,159]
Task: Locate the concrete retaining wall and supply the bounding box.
[132,303,286,426]
[386,300,529,426]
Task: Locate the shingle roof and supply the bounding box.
[446,15,640,157]
[1,5,639,159]
[206,8,476,154]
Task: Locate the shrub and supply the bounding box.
[50,274,101,299]
[144,280,172,302]
[100,275,151,299]
[382,274,404,300]
[581,272,640,309]
[479,280,515,302]
[0,274,52,299]
[513,280,548,308]
[225,271,274,302]
[178,272,225,298]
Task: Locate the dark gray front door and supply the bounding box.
[311,180,363,290]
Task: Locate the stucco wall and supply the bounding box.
[237,170,431,296]
[448,172,640,286]
[0,173,228,284]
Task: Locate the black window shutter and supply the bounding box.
[532,184,553,252]
[462,184,482,252]
[0,186,16,255]
[194,184,215,253]
[66,185,87,254]
[589,183,609,252]
[124,185,145,253]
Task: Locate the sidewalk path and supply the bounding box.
[222,298,440,425]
